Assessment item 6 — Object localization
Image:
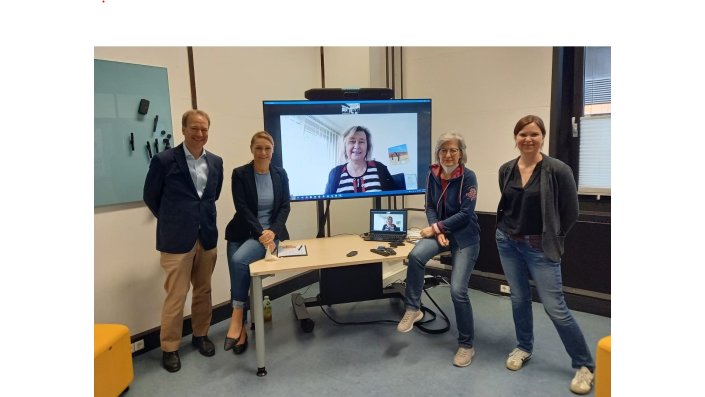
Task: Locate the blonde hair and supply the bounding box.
[339,126,373,162]
[250,131,274,148]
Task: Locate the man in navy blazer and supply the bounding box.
[143,109,224,373]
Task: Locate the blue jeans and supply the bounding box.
[227,239,279,308]
[495,228,595,370]
[404,238,480,347]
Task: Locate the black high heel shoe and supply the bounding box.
[233,331,248,355]
[223,335,239,351]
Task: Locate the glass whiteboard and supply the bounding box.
[94,59,173,207]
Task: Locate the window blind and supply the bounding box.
[578,115,611,193]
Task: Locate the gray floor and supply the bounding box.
[129,283,610,397]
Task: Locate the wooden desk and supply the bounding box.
[249,234,413,376]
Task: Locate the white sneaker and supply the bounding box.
[453,346,475,367]
[506,348,532,371]
[569,366,594,395]
[397,310,423,333]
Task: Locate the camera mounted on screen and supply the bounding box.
[305,88,394,101]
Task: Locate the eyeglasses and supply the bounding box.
[439,148,460,155]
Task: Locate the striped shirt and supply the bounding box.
[335,162,383,193]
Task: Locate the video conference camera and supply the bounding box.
[304,88,394,101]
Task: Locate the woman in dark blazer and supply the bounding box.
[223,131,290,355]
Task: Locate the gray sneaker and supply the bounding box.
[506,348,532,371]
[569,366,594,395]
[453,346,475,367]
[397,309,423,333]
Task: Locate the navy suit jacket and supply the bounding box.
[143,143,224,253]
[224,162,290,243]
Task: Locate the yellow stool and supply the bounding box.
[95,324,134,397]
[595,335,611,397]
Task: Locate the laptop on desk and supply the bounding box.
[363,209,408,242]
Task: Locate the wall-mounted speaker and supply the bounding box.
[305,88,394,101]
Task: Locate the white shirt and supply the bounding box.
[184,147,209,198]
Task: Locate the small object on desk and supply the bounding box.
[129,132,134,151]
[146,141,153,159]
[370,247,391,257]
[153,115,159,132]
[407,229,422,240]
[346,250,358,257]
[264,249,278,261]
[278,244,307,257]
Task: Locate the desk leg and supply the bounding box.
[252,275,267,376]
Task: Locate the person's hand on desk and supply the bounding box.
[259,230,276,253]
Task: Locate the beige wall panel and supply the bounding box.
[403,47,553,213]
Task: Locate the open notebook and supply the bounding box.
[363,209,408,242]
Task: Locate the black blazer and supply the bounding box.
[224,161,291,243]
[143,144,224,253]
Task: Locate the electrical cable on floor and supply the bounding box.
[317,283,450,334]
[415,286,451,334]
[319,305,400,326]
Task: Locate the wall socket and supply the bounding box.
[500,284,511,294]
[131,339,145,353]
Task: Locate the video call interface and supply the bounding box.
[371,210,407,232]
[263,99,432,202]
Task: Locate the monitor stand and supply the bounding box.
[290,198,405,332]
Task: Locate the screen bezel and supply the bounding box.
[264,99,432,202]
[370,209,408,233]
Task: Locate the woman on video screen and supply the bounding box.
[324,126,395,194]
[382,216,398,231]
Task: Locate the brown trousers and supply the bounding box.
[159,239,217,352]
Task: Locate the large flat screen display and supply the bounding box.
[263,99,432,202]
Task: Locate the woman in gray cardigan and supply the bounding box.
[495,115,595,395]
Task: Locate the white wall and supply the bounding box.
[401,47,553,214]
[94,46,553,337]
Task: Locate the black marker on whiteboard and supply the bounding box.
[153,115,159,132]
